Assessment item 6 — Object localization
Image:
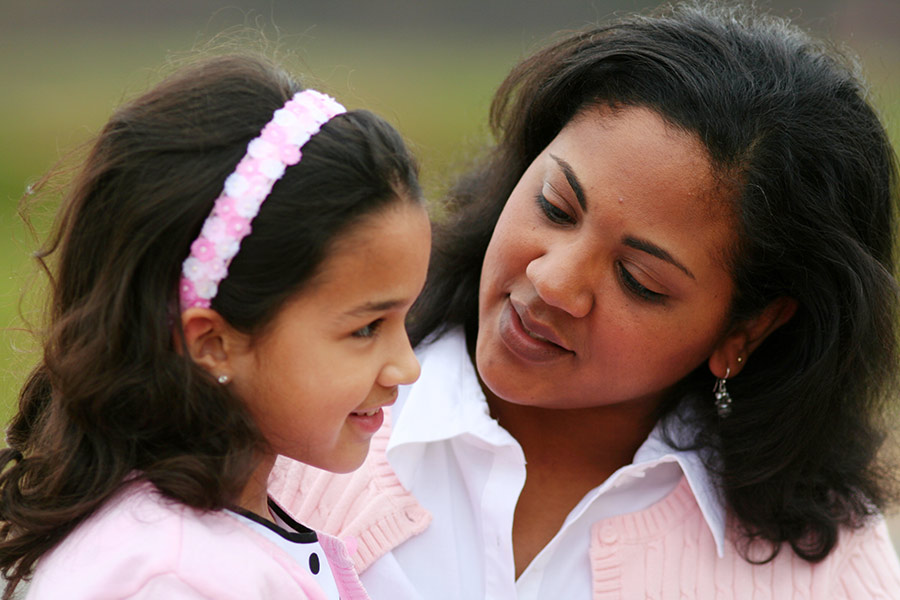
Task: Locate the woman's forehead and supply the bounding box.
[553,106,729,212]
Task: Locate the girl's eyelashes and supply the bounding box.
[352,319,383,338]
[616,262,667,303]
[535,193,574,225]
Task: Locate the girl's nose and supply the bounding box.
[525,241,595,318]
[378,330,421,388]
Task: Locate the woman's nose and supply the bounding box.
[525,241,595,318]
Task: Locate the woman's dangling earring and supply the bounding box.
[714,367,732,418]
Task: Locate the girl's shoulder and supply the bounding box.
[26,481,330,599]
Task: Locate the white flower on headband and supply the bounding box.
[178,89,346,310]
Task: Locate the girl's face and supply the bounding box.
[476,106,736,412]
[230,201,431,473]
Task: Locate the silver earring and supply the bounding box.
[714,367,732,418]
[217,374,230,385]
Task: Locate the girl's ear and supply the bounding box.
[179,308,246,378]
[708,296,797,378]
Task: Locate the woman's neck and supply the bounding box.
[484,387,662,577]
[484,389,660,478]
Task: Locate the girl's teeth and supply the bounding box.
[353,408,379,417]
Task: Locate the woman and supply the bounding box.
[270,3,900,598]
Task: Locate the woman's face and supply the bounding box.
[476,105,737,411]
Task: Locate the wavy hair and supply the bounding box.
[409,2,899,563]
[0,54,421,596]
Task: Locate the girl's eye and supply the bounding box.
[536,194,574,225]
[352,319,383,338]
[617,263,666,304]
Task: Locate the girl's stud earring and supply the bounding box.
[217,374,230,385]
[714,367,732,418]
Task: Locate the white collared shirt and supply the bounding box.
[361,328,725,600]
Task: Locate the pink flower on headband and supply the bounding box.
[281,146,302,166]
[221,212,251,239]
[178,89,346,311]
[260,122,287,145]
[213,195,238,219]
[180,279,207,309]
[190,237,216,262]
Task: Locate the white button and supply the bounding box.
[599,525,618,544]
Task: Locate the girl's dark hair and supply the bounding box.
[410,2,899,563]
[0,54,421,595]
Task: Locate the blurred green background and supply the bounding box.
[1,0,899,544]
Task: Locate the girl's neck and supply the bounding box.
[237,454,276,519]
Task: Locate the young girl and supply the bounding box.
[0,54,430,599]
[269,3,900,599]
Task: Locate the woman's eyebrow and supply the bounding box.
[549,154,586,210]
[624,236,696,280]
[547,153,694,280]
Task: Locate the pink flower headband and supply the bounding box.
[179,89,346,311]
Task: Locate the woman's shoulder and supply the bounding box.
[824,516,900,597]
[720,516,900,598]
[596,480,900,597]
[27,481,326,599]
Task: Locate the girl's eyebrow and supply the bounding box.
[346,299,406,317]
[549,154,586,210]
[623,236,696,280]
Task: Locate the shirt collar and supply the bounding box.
[388,327,726,557]
[628,414,727,556]
[389,328,514,448]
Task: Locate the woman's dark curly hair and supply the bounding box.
[409,2,899,563]
[0,54,421,597]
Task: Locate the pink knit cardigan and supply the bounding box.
[269,413,900,599]
[27,480,370,600]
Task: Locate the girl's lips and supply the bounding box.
[347,388,396,435]
[347,407,385,435]
[498,299,572,363]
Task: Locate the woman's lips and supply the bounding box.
[498,299,572,362]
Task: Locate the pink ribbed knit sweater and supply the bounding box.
[270,416,900,599]
[27,481,370,600]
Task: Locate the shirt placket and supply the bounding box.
[481,443,527,600]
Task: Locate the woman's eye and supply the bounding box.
[352,319,383,338]
[617,263,666,303]
[535,194,574,225]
